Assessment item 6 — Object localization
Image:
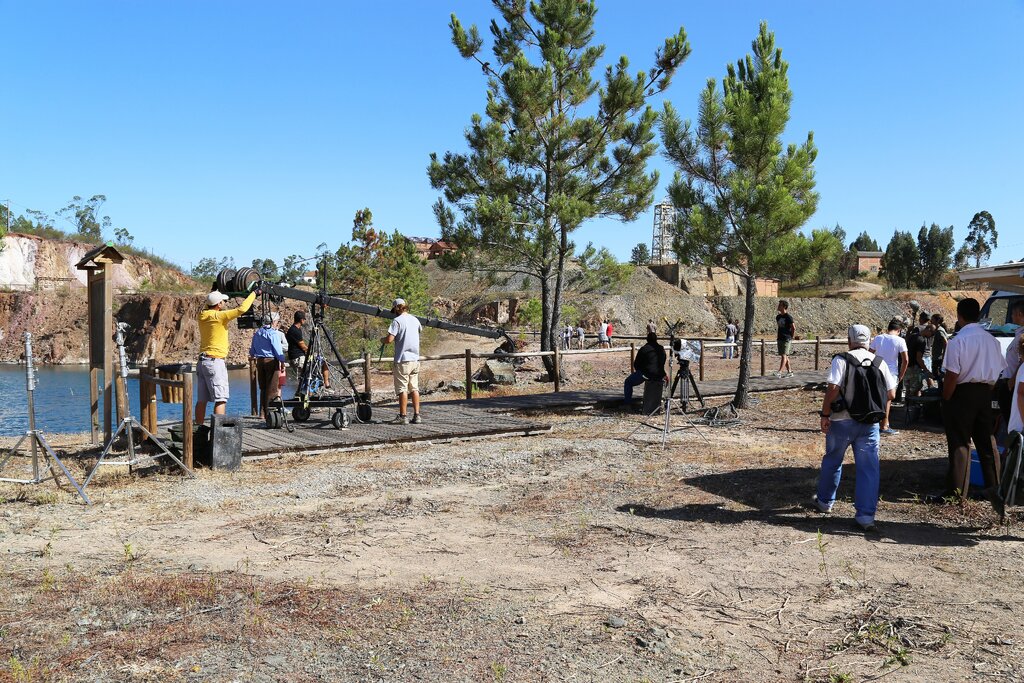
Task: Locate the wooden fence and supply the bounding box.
[138,359,195,467]
[329,336,847,402]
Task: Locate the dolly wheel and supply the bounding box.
[332,410,349,429]
[292,405,311,422]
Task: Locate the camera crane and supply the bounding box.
[212,266,514,430]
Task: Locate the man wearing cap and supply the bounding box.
[812,324,897,532]
[196,288,257,426]
[249,313,286,419]
[381,298,423,424]
[940,298,1006,512]
[869,319,908,435]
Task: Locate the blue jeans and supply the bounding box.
[816,419,881,523]
[623,371,648,402]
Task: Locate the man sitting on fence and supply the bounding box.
[623,332,667,407]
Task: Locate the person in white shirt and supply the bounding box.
[381,298,423,425]
[997,300,1024,430]
[940,298,1006,513]
[813,324,897,532]
[870,319,909,435]
[1008,334,1024,436]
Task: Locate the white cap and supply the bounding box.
[392,298,406,308]
[207,291,230,306]
[848,324,871,348]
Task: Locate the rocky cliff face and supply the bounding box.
[0,290,305,366]
[0,233,193,291]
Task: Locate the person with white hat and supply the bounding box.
[196,287,257,426]
[381,297,423,424]
[812,324,897,532]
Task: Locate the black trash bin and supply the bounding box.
[209,414,243,471]
[168,423,211,465]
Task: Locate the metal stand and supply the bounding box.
[0,333,91,504]
[82,322,195,489]
[629,321,710,448]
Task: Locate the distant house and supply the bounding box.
[300,270,317,285]
[857,251,883,274]
[406,237,456,261]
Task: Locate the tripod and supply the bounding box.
[629,320,710,448]
[82,322,195,489]
[0,333,91,505]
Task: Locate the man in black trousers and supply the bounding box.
[940,298,1006,515]
[623,332,667,407]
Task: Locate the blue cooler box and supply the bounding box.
[970,447,1007,488]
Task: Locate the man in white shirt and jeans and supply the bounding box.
[813,325,897,532]
[870,319,909,435]
[941,298,1006,512]
[381,298,423,425]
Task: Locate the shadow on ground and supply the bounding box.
[617,457,1019,547]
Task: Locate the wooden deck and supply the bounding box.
[441,370,826,413]
[234,403,552,459]
[160,371,821,461]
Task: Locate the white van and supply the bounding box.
[958,261,1024,357]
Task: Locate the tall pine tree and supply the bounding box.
[428,0,690,377]
[660,22,818,407]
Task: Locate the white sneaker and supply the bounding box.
[772,371,783,378]
[810,495,832,514]
[784,372,795,378]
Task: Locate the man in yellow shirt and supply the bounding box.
[196,289,257,425]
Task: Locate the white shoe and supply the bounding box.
[772,371,783,378]
[784,372,795,378]
[810,495,832,513]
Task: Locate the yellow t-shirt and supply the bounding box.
[198,292,257,358]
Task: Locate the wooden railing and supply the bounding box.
[138,359,195,468]
[334,336,846,401]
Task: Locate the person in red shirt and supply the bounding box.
[606,321,615,347]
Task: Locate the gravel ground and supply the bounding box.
[1,377,1022,682]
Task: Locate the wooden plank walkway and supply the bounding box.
[438,370,826,413]
[234,403,552,459]
[157,371,820,460]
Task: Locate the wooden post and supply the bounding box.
[553,346,561,393]
[464,348,473,401]
[138,364,148,443]
[629,342,636,372]
[147,359,158,436]
[760,339,766,377]
[699,341,705,381]
[363,351,372,395]
[114,348,128,430]
[815,336,821,371]
[182,370,194,470]
[248,358,258,416]
[89,367,100,444]
[103,273,113,444]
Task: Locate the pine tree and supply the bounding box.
[659,22,818,407]
[630,242,651,265]
[850,231,879,252]
[428,0,690,377]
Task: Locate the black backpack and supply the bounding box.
[831,352,888,424]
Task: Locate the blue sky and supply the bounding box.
[2,1,1022,274]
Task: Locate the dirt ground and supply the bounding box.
[2,354,1022,683]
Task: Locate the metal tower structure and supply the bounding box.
[651,201,677,264]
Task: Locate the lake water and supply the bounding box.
[0,364,257,436]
